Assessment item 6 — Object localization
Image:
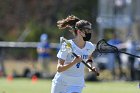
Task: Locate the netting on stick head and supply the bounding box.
[96,39,119,53]
[96,39,140,58]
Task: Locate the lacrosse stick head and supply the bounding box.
[96,39,119,53]
[60,37,73,53]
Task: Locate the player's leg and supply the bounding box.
[42,58,50,74]
[37,57,43,71]
[66,86,83,93]
[51,81,67,93]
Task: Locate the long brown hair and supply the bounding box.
[57,15,92,35]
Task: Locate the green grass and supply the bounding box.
[83,81,139,93]
[0,78,139,93]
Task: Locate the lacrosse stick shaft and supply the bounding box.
[72,53,99,76]
[119,51,140,58]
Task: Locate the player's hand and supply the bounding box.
[73,56,82,63]
[89,67,100,76]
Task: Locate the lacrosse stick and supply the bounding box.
[96,39,140,58]
[60,37,99,76]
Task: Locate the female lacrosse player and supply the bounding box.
[51,15,99,93]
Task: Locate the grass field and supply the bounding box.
[0,78,139,93]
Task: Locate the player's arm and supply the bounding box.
[86,54,98,73]
[37,48,46,53]
[86,55,93,72]
[57,57,82,72]
[37,44,46,53]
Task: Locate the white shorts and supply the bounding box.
[51,81,83,93]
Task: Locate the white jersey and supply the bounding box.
[52,39,96,87]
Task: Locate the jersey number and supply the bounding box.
[76,63,80,68]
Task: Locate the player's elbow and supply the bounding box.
[57,69,62,72]
[57,66,64,72]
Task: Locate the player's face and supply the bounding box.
[81,25,92,33]
[78,29,91,41]
[82,28,92,34]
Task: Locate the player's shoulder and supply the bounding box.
[85,41,96,53]
[68,39,73,43]
[86,41,96,48]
